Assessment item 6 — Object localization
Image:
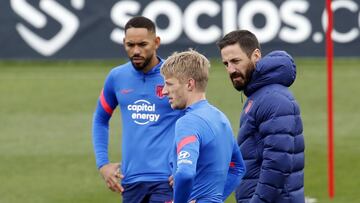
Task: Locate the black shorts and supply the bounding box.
[122,181,173,203]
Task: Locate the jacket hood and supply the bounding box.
[244,50,296,96]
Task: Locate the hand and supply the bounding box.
[189,200,196,203]
[99,163,124,193]
[168,175,174,187]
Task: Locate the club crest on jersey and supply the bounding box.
[245,100,253,114]
[156,85,164,99]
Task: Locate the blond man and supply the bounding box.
[161,50,246,203]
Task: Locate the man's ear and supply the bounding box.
[187,78,196,91]
[154,36,160,49]
[252,48,261,62]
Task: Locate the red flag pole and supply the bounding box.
[325,0,334,199]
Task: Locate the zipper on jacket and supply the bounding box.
[141,74,146,95]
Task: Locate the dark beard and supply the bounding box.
[230,62,255,92]
[130,54,152,71]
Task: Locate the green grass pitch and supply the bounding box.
[0,58,359,203]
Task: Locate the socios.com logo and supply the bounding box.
[127,99,160,125]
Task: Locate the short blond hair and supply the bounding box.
[161,49,210,91]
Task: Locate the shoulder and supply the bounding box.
[105,62,140,84]
[109,62,133,75]
[175,112,208,133]
[209,103,230,119]
[263,87,294,107]
[176,113,203,127]
[253,86,299,121]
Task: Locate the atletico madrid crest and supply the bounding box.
[156,85,164,99]
[245,100,253,114]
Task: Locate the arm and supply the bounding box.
[92,71,118,169]
[92,90,112,169]
[92,72,121,192]
[223,141,246,200]
[250,93,300,202]
[174,135,200,203]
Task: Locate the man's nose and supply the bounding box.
[162,87,168,95]
[134,46,141,55]
[226,64,236,74]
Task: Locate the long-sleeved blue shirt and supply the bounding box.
[92,58,182,184]
[173,100,246,203]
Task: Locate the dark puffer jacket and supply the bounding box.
[235,51,305,203]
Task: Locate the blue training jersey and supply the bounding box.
[173,100,246,203]
[92,58,182,184]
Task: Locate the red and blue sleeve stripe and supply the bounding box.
[99,89,114,115]
[177,135,197,154]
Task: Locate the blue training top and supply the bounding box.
[173,100,246,203]
[92,58,182,184]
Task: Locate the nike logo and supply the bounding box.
[120,89,134,94]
